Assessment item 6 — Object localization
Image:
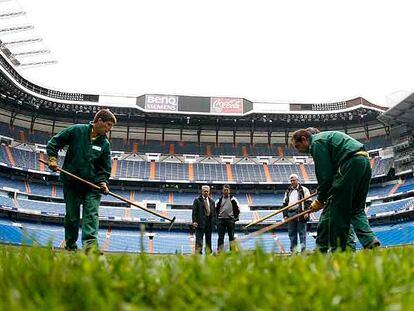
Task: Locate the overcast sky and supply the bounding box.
[6,0,414,107]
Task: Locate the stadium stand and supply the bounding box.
[399,178,414,193]
[362,135,392,150]
[0,120,394,158]
[193,163,227,182]
[2,184,413,226]
[1,46,413,254]
[267,164,303,183]
[251,193,285,206]
[371,158,393,177]
[1,174,412,212]
[1,217,413,253]
[367,197,413,216]
[367,184,395,198]
[231,164,266,183]
[372,222,414,247]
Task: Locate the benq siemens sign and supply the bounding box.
[145,95,179,112]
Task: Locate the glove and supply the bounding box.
[310,200,324,212]
[98,182,109,195]
[192,222,198,228]
[48,156,58,171]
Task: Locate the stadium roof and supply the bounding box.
[3,0,414,107]
[0,0,56,68]
[0,0,405,135]
[378,92,414,127]
[0,55,387,131]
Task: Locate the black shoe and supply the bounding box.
[366,239,381,249]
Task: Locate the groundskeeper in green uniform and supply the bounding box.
[46,109,116,252]
[291,129,380,252]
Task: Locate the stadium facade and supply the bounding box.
[0,34,413,253]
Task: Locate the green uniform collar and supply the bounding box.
[308,134,314,154]
[89,122,107,143]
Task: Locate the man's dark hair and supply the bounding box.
[291,129,313,143]
[93,109,117,124]
[305,127,320,134]
[223,184,231,190]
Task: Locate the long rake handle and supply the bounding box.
[244,192,317,229]
[39,159,176,224]
[240,209,312,243]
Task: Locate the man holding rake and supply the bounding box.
[47,109,116,253]
[291,129,380,252]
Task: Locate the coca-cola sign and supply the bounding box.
[210,97,243,114]
[145,95,178,111]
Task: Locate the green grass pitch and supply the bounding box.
[0,245,413,310]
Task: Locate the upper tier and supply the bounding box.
[0,145,394,183]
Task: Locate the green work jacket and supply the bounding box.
[309,131,365,202]
[46,123,111,185]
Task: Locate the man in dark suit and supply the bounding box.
[192,185,216,255]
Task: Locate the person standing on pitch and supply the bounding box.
[192,185,216,255]
[215,184,240,253]
[46,109,116,253]
[282,174,311,253]
[291,129,380,252]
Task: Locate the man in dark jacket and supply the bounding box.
[192,185,216,255]
[46,109,116,252]
[291,129,380,252]
[215,184,240,252]
[282,174,311,252]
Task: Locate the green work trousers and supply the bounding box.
[316,155,377,252]
[63,183,101,250]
